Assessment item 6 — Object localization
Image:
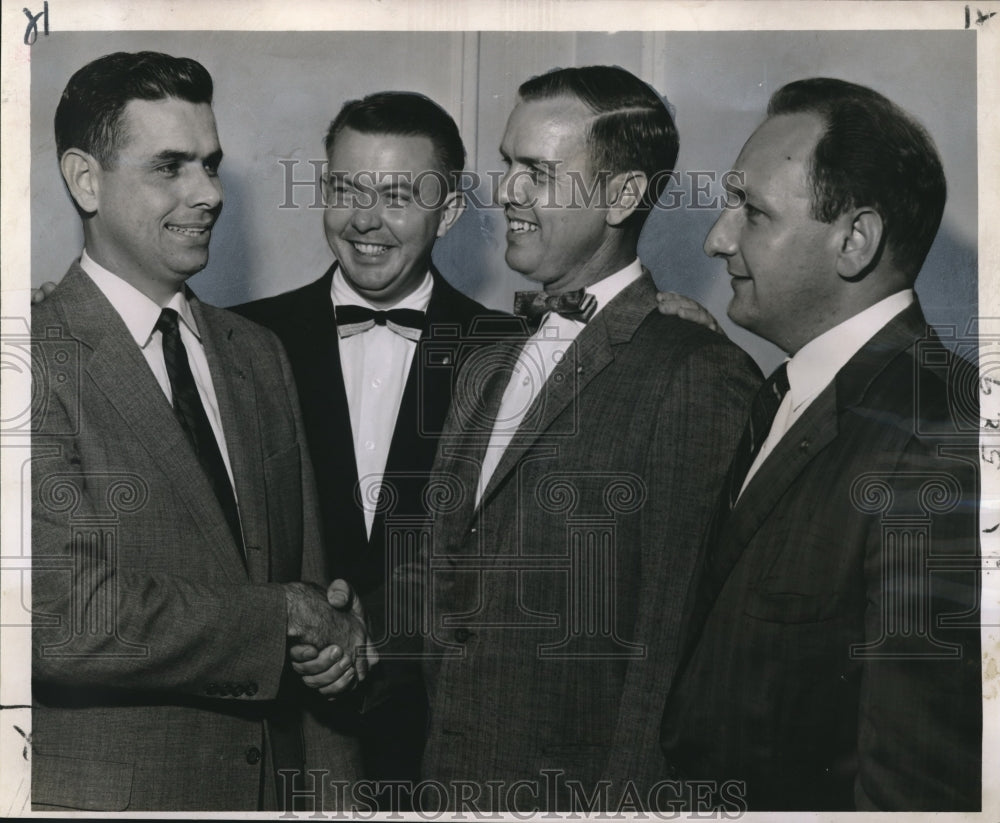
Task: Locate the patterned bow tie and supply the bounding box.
[334,305,425,341]
[513,288,597,328]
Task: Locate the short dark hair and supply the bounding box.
[767,77,946,280]
[517,65,679,230]
[324,91,466,190]
[55,51,213,168]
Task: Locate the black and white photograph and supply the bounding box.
[0,0,996,818]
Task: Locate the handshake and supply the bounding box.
[283,580,379,698]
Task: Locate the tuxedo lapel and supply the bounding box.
[373,274,457,538]
[292,267,368,567]
[60,267,248,582]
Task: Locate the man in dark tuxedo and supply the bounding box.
[418,66,760,811]
[659,77,981,811]
[31,51,369,812]
[235,92,497,804]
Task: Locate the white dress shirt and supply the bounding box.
[475,259,644,506]
[332,268,433,537]
[739,289,915,497]
[80,249,238,491]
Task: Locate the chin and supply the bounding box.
[505,248,537,277]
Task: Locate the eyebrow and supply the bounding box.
[498,147,558,170]
[329,173,416,191]
[148,148,224,165]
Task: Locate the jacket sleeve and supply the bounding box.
[31,384,290,701]
[854,437,981,810]
[603,332,761,796]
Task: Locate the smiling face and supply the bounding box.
[84,97,223,303]
[497,96,620,293]
[705,112,847,353]
[322,128,462,307]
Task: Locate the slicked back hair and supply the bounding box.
[55,51,214,168]
[767,77,946,281]
[517,65,679,232]
[324,91,466,191]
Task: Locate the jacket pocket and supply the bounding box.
[32,752,133,810]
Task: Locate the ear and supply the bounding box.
[835,208,883,279]
[59,149,102,214]
[435,189,465,238]
[606,170,648,227]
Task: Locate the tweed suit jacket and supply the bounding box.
[660,301,982,811]
[31,265,360,812]
[420,274,761,810]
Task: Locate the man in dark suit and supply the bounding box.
[659,77,981,811]
[31,51,369,812]
[418,66,760,812]
[236,92,497,804]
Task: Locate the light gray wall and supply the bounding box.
[31,30,976,373]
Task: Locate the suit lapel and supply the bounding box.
[435,338,518,532]
[477,275,656,510]
[60,267,248,582]
[192,296,265,582]
[721,386,840,552]
[715,300,929,577]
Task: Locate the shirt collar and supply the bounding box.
[330,265,434,313]
[786,289,915,410]
[585,258,643,319]
[80,249,199,348]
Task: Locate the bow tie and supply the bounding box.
[334,305,425,341]
[513,288,597,328]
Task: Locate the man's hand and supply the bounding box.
[656,291,723,334]
[32,281,58,304]
[285,579,379,698]
[289,643,359,697]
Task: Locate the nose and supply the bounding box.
[496,166,523,208]
[703,208,737,259]
[350,196,384,232]
[190,165,223,212]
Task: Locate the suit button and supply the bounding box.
[233,684,245,696]
[454,627,472,643]
[206,682,218,695]
[245,747,261,765]
[469,527,477,535]
[245,681,258,696]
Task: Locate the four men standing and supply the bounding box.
[30,52,981,813]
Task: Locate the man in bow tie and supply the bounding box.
[659,78,981,811]
[31,51,368,812]
[418,65,760,811]
[234,91,499,807]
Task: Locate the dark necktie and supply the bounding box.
[155,308,244,558]
[334,304,425,341]
[689,362,791,635]
[513,288,597,329]
[723,362,790,510]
